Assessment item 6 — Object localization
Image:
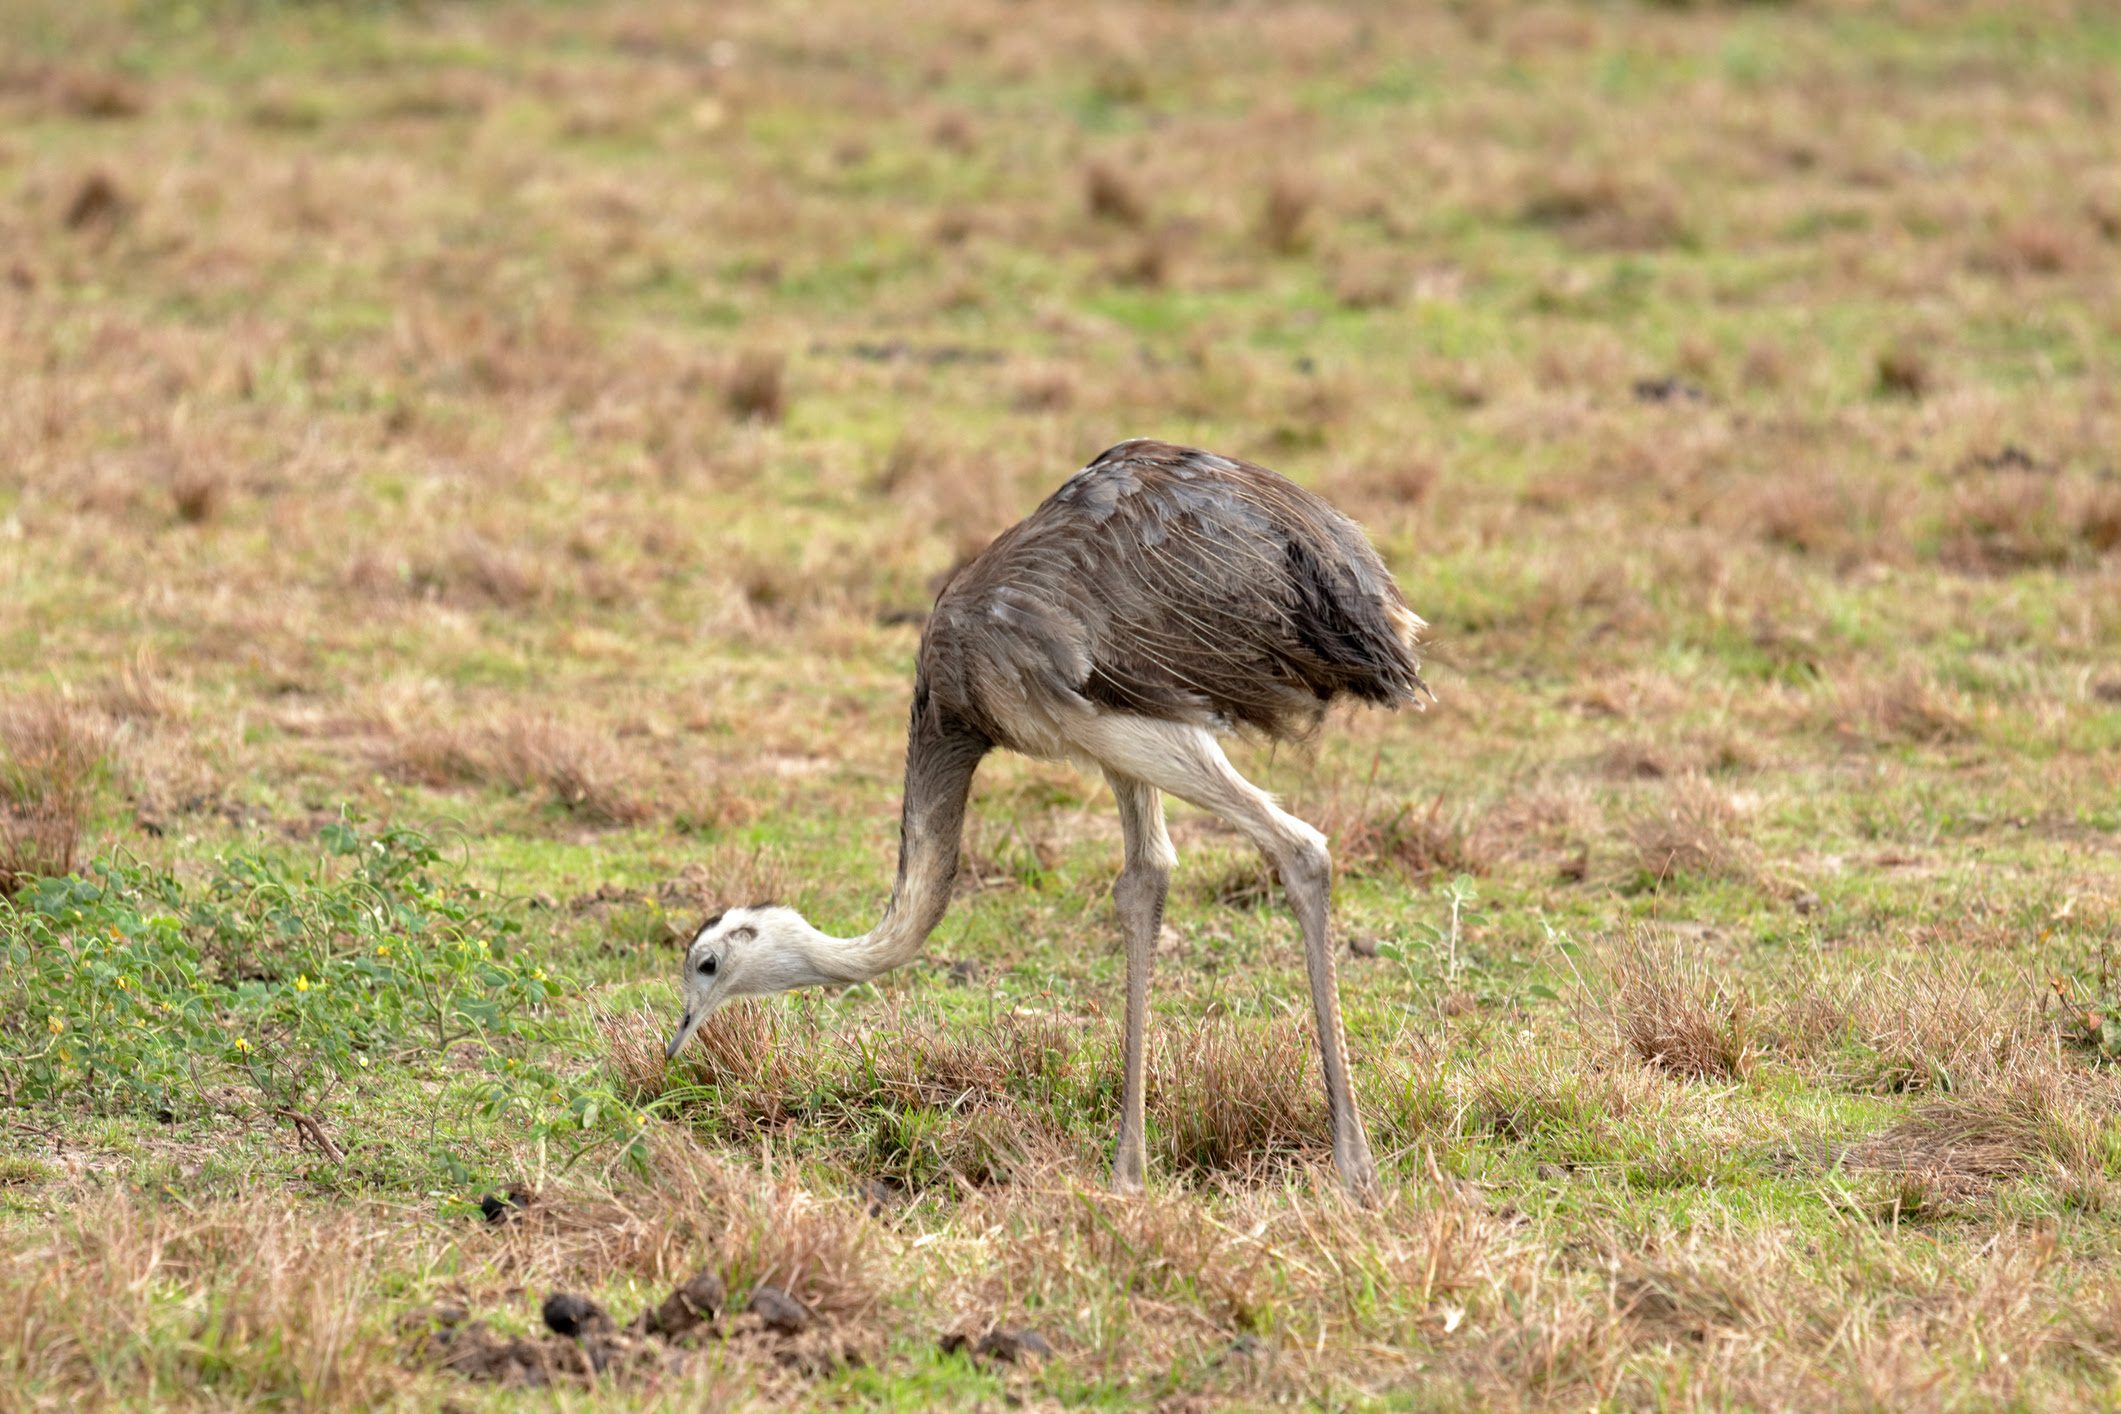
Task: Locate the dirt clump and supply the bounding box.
[940,1323,1055,1364]
[415,1266,867,1388]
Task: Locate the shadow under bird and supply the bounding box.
[664,439,1428,1199]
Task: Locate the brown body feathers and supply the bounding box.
[918,439,1426,754]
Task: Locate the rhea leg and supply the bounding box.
[1105,771,1175,1194]
[1075,716,1380,1201]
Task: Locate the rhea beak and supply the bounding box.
[665,1008,701,1061]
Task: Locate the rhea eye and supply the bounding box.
[697,955,718,977]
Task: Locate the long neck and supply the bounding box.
[804,681,989,983]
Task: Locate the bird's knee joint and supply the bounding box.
[1278,835,1332,892]
[1113,861,1171,912]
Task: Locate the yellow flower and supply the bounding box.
[235,1038,250,1053]
[117,976,130,990]
[47,1015,63,1035]
[377,945,390,958]
[295,975,310,992]
[532,967,547,982]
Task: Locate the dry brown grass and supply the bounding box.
[613,1001,1367,1186]
[93,647,177,724]
[1739,466,1909,566]
[1838,1085,2067,1204]
[724,349,786,423]
[0,1152,892,1405]
[0,695,108,895]
[1769,952,2051,1095]
[957,1179,1493,1378]
[1082,161,1147,227]
[1257,173,1316,255]
[1875,342,1934,399]
[436,534,548,609]
[485,716,650,825]
[168,462,225,526]
[1149,1017,1324,1177]
[0,1191,401,1406]
[1829,665,1972,746]
[1940,469,2121,573]
[1626,773,1758,886]
[1604,931,1756,1080]
[610,1001,1082,1175]
[61,169,130,233]
[1324,791,1500,885]
[1513,1223,2094,1407]
[389,713,649,824]
[1519,167,1688,251]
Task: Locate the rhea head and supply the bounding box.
[663,903,846,1059]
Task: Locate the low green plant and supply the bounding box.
[0,821,567,1134]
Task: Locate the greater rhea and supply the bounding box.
[665,439,1428,1198]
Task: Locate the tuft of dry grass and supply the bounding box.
[55,68,148,120]
[1769,953,2050,1095]
[389,714,648,824]
[1626,774,1757,886]
[169,465,225,526]
[1258,174,1315,255]
[1325,792,1499,885]
[1149,1017,1324,1177]
[1740,467,1906,565]
[1082,161,1147,227]
[0,696,109,895]
[1519,167,1687,251]
[613,1001,1083,1174]
[1323,456,1438,516]
[1605,931,1756,1080]
[582,1139,883,1320]
[94,647,176,724]
[960,1173,1490,1365]
[1836,1074,2115,1208]
[1940,469,2121,572]
[1984,219,2085,277]
[1838,1090,2051,1204]
[1010,364,1078,413]
[409,534,547,609]
[1874,342,1933,398]
[0,1191,401,1406]
[1740,338,1787,389]
[1108,233,1171,288]
[387,723,490,788]
[1830,665,1970,745]
[0,1161,888,1404]
[724,350,786,423]
[62,169,130,232]
[485,715,650,825]
[614,1001,1367,1187]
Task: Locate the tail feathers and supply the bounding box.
[1383,600,1433,705]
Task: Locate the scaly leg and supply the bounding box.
[1073,716,1380,1202]
[1105,770,1174,1194]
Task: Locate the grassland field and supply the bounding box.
[2,0,2121,1408]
